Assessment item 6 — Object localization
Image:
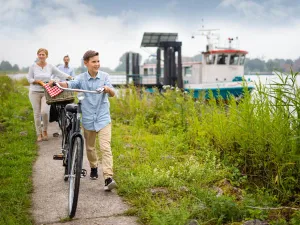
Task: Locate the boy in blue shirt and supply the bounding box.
[50,50,117,191]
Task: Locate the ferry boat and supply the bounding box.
[183,48,254,99]
[140,30,255,99]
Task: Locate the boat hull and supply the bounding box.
[184,82,255,99]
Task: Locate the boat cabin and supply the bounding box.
[183,49,248,86]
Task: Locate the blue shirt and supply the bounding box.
[67,71,114,132]
[58,64,76,77]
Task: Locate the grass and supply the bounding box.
[108,74,300,224]
[111,121,264,224]
[0,76,37,225]
[1,71,299,224]
[14,77,30,86]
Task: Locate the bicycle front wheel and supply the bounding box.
[68,136,83,218]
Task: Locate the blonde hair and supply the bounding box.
[37,48,48,57]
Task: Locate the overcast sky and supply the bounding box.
[1,0,299,70]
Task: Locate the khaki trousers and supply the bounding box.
[29,91,50,136]
[83,123,113,179]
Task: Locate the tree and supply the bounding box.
[12,64,19,71]
[0,60,13,71]
[245,58,266,72]
[266,59,281,72]
[293,57,300,72]
[20,67,29,73]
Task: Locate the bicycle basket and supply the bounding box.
[44,89,75,105]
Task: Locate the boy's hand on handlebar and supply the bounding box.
[102,86,115,97]
[95,86,110,94]
[96,87,104,93]
[103,86,111,93]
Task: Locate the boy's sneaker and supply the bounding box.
[104,177,117,191]
[90,167,98,180]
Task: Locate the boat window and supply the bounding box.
[240,55,245,65]
[184,67,192,77]
[206,55,216,64]
[217,54,228,65]
[229,54,239,65]
[149,68,154,74]
[144,68,148,75]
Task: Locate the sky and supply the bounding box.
[1,0,300,70]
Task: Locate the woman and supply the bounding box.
[27,48,73,142]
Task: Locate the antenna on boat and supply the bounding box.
[228,38,234,48]
[191,27,220,51]
[216,36,239,50]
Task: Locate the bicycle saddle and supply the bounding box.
[65,104,78,113]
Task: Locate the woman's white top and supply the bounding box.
[27,63,70,92]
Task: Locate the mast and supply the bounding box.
[191,29,220,51]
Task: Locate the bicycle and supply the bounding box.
[53,102,73,181]
[52,82,104,218]
[52,102,70,150]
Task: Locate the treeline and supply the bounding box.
[3,56,300,74]
[245,58,299,73]
[0,60,29,73]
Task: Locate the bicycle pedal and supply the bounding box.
[81,169,87,178]
[53,154,64,160]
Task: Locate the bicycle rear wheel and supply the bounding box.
[68,136,83,218]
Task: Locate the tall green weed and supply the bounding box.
[110,73,300,224]
[112,75,299,202]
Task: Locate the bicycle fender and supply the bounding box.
[70,132,84,150]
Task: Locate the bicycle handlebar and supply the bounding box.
[54,82,104,94]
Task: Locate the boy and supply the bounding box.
[49,50,117,191]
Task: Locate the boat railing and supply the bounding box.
[110,74,163,86]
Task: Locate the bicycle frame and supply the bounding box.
[62,99,84,176]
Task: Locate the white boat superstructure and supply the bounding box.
[140,29,254,98]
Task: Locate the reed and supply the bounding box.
[110,72,300,224]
